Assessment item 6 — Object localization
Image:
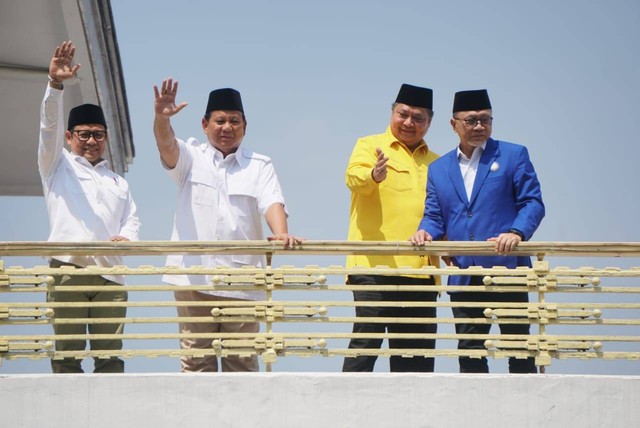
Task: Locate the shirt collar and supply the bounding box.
[71,153,110,170]
[204,142,245,167]
[457,140,487,161]
[384,126,428,153]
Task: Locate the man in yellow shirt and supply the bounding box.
[343,84,440,372]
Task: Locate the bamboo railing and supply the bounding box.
[1,241,639,372]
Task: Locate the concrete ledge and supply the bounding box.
[2,373,639,427]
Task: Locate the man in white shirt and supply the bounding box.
[39,41,140,373]
[153,78,301,372]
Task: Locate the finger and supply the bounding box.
[161,78,171,94]
[60,43,70,58]
[174,102,189,113]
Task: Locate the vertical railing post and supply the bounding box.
[534,257,550,374]
[265,252,273,372]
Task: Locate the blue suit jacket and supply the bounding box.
[418,138,545,285]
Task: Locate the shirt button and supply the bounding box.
[469,234,475,241]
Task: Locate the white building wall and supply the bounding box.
[2,373,639,428]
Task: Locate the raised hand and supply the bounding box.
[49,41,80,82]
[372,147,389,183]
[154,78,188,118]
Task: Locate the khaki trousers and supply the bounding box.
[47,259,127,373]
[174,290,259,372]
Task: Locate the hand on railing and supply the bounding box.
[488,232,522,255]
[409,229,432,246]
[267,233,304,249]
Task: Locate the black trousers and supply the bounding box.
[342,275,438,372]
[449,276,537,373]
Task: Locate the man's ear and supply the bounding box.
[65,130,72,143]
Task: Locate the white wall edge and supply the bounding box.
[2,373,639,428]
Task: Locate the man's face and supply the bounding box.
[65,124,107,165]
[202,110,246,156]
[390,103,431,147]
[451,109,493,153]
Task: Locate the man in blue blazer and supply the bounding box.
[411,89,544,373]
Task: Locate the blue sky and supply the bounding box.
[1,0,639,374]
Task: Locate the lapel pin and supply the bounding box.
[490,161,499,172]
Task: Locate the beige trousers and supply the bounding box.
[174,290,259,372]
[47,259,127,373]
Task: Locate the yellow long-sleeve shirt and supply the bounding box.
[346,126,439,274]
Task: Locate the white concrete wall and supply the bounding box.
[2,373,639,428]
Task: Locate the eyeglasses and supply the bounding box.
[454,117,493,128]
[72,130,107,142]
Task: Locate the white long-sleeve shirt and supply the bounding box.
[457,141,487,201]
[162,138,287,299]
[38,85,140,284]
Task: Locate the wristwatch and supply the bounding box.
[48,75,63,89]
[508,228,524,240]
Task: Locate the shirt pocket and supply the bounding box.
[383,159,412,192]
[66,167,93,195]
[103,178,128,201]
[188,170,216,207]
[228,179,258,218]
